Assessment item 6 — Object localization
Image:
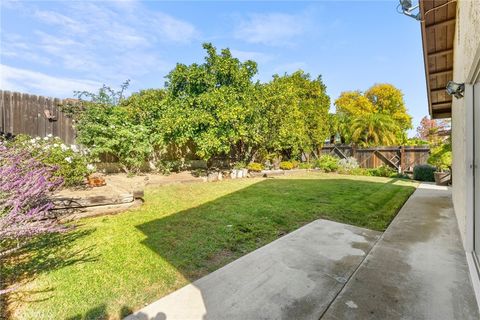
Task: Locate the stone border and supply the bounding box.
[52,189,144,221]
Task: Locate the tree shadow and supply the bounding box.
[65,304,107,320]
[1,227,98,318]
[63,304,166,320]
[130,178,415,319]
[129,311,166,320]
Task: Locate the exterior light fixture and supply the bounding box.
[398,0,421,20]
[446,81,465,99]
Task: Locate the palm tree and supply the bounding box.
[351,113,398,147]
[329,112,352,144]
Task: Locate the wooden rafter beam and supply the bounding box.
[431,102,452,110]
[427,48,453,59]
[432,112,452,119]
[429,69,453,77]
[430,87,448,93]
[425,18,456,30]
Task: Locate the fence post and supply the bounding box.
[400,146,405,173]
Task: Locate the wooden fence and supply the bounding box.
[319,145,430,173]
[0,90,75,144]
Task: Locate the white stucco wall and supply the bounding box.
[451,0,480,246]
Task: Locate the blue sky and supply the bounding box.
[0,0,428,136]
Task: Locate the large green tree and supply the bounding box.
[162,43,259,164]
[163,44,331,163]
[260,71,330,159]
[334,83,412,145]
[75,43,332,171]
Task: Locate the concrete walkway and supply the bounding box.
[126,220,381,320]
[322,183,479,319]
[126,183,479,320]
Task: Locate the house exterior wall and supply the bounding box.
[451,0,480,246]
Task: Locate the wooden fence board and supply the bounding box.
[4,91,11,134]
[38,95,46,137]
[0,91,4,135]
[46,96,55,137]
[54,98,62,141]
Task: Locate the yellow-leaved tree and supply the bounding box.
[334,83,412,146]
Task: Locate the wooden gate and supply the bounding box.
[320,145,430,172]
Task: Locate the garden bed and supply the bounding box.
[51,174,144,220]
[50,172,207,220]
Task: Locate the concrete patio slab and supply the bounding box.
[321,183,480,320]
[125,219,381,320]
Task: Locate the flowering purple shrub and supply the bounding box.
[0,142,65,256]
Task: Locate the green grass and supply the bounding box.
[3,173,417,320]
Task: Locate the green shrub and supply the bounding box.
[367,165,397,177]
[291,160,299,168]
[405,138,429,146]
[72,87,166,174]
[9,134,92,187]
[298,162,313,169]
[233,161,246,169]
[247,162,263,172]
[315,155,339,172]
[348,167,371,176]
[391,173,411,179]
[157,160,183,174]
[279,161,294,170]
[413,164,436,182]
[428,141,452,171]
[76,103,158,173]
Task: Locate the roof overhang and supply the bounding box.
[419,0,457,119]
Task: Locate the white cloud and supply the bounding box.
[35,31,83,48]
[0,0,24,10]
[234,13,307,46]
[63,1,197,45]
[1,1,197,89]
[0,64,101,98]
[1,34,52,65]
[230,49,273,63]
[34,10,88,34]
[149,12,198,43]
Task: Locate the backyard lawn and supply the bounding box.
[3,173,417,320]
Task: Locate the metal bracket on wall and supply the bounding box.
[44,109,57,122]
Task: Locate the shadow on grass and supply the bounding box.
[136,178,414,281]
[1,228,98,318]
[65,304,107,320]
[63,304,136,320]
[64,304,165,320]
